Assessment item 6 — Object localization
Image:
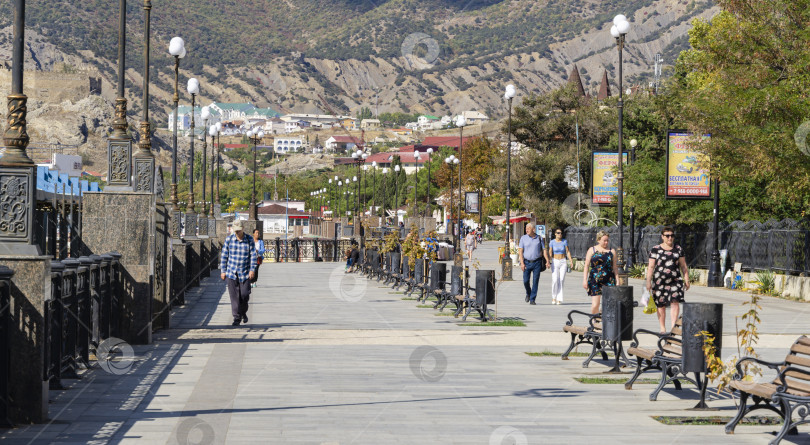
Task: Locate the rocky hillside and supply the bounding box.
[0,0,716,122]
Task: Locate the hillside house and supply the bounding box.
[361,119,381,130]
[325,135,362,153]
[418,115,440,131]
[274,137,307,154]
[461,111,490,124]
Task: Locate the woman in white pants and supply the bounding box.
[548,228,573,304]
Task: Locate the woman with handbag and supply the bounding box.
[548,228,573,305]
[251,229,265,288]
[646,226,690,333]
[582,230,618,314]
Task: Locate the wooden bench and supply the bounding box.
[624,317,702,401]
[452,271,494,322]
[725,335,810,444]
[561,310,609,367]
[433,265,463,312]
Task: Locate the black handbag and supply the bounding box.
[539,256,547,272]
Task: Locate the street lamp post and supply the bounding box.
[215,122,222,210]
[425,148,433,219]
[106,0,133,190]
[201,106,210,217]
[337,181,343,218]
[628,138,638,267]
[445,156,455,241]
[168,36,185,210]
[394,165,401,225]
[247,129,264,220]
[503,84,516,280]
[184,78,199,237]
[414,151,421,218]
[381,167,387,220]
[707,178,722,287]
[208,125,216,218]
[454,115,466,266]
[132,0,156,193]
[611,14,631,285]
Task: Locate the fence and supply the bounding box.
[564,218,810,274]
[44,253,121,390]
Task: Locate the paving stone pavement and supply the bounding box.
[1,241,808,444]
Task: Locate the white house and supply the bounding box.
[209,102,256,121]
[417,115,440,131]
[263,117,286,134]
[284,120,310,133]
[273,137,307,154]
[461,110,490,124]
[324,136,361,153]
[361,119,381,130]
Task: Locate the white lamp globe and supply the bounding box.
[395,165,401,172]
[246,130,254,138]
[383,168,388,174]
[338,181,342,186]
[427,147,433,154]
[209,125,216,137]
[201,106,211,120]
[335,176,339,181]
[352,152,358,159]
[616,19,630,34]
[353,176,357,182]
[258,130,264,138]
[455,115,467,127]
[372,161,377,167]
[169,37,185,56]
[444,157,450,163]
[505,84,516,99]
[329,179,332,184]
[187,78,199,95]
[613,14,627,25]
[453,158,459,164]
[179,47,186,59]
[215,122,222,132]
[610,25,620,38]
[362,153,369,160]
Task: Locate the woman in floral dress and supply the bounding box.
[645,226,691,333]
[582,230,618,314]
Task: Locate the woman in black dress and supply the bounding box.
[582,230,618,314]
[645,226,691,333]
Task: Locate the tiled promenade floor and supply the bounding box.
[1,242,808,444]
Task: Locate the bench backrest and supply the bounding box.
[449,265,462,295]
[662,317,684,357]
[776,336,810,397]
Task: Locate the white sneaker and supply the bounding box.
[556,300,562,305]
[552,299,557,305]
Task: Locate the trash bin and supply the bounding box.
[430,262,447,292]
[682,302,723,373]
[601,286,634,342]
[475,270,496,306]
[391,252,401,276]
[414,258,425,284]
[450,265,463,296]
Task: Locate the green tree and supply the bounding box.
[670,0,810,216]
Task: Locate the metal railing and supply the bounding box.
[44,252,121,389]
[565,218,810,274]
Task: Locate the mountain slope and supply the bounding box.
[0,0,716,121]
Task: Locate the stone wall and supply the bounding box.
[0,69,99,103]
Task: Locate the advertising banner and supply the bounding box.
[591,151,628,206]
[666,131,711,199]
[465,191,480,214]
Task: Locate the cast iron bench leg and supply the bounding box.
[582,338,601,368]
[561,333,578,360]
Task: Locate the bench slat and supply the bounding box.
[783,375,810,396]
[789,342,810,357]
[731,381,778,399]
[670,326,682,336]
[797,336,810,347]
[786,354,810,368]
[662,344,682,356]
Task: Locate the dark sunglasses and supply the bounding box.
[662,234,674,238]
[555,232,562,234]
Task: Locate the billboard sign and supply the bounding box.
[666,131,711,199]
[591,151,628,206]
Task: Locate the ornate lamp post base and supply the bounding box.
[615,247,628,286]
[502,256,513,281]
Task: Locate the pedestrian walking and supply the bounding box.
[220,220,257,326]
[548,228,573,305]
[465,229,477,261]
[645,226,690,333]
[251,229,265,288]
[518,222,550,305]
[582,230,618,314]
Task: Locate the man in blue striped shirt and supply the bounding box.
[220,220,257,326]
